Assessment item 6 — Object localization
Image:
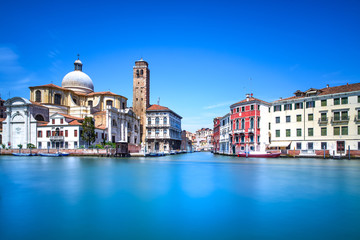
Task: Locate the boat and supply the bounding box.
[39,152,69,157]
[237,151,281,158]
[13,153,31,156]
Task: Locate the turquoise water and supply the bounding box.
[1,153,360,240]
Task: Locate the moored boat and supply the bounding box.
[13,153,31,156]
[237,151,281,158]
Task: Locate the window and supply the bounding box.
[334,98,340,105]
[295,102,303,109]
[52,119,55,124]
[308,142,313,150]
[74,142,78,148]
[164,129,167,135]
[341,126,348,135]
[54,94,61,105]
[35,90,41,102]
[341,97,348,104]
[297,128,302,137]
[321,142,327,150]
[236,107,239,113]
[38,142,42,149]
[148,129,151,135]
[122,102,125,109]
[241,119,245,129]
[321,113,327,121]
[257,105,260,110]
[276,130,280,137]
[38,131,42,138]
[297,115,302,122]
[358,96,360,103]
[274,105,281,112]
[334,127,340,136]
[358,126,360,135]
[308,128,313,136]
[321,99,327,106]
[60,119,63,124]
[241,135,245,143]
[286,129,291,137]
[286,116,291,122]
[250,135,254,142]
[306,101,315,108]
[65,130,68,137]
[88,100,93,107]
[296,142,302,150]
[269,122,271,130]
[46,130,50,137]
[257,117,260,128]
[74,130,78,137]
[276,117,280,123]
[341,111,348,121]
[155,117,159,125]
[334,112,340,121]
[148,117,151,125]
[250,105,254,110]
[308,114,313,121]
[250,118,254,129]
[155,129,159,134]
[106,100,113,107]
[235,136,239,143]
[241,106,245,112]
[321,128,327,136]
[284,104,292,110]
[163,117,167,125]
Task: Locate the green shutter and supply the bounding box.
[297,115,302,122]
[321,100,327,106]
[341,97,348,104]
[341,126,348,135]
[308,128,313,136]
[321,128,327,136]
[334,98,340,105]
[297,129,302,137]
[308,114,313,121]
[286,129,290,137]
[334,127,340,136]
[276,130,280,137]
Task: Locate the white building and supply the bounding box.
[219,113,230,154]
[269,83,360,156]
[145,104,182,153]
[195,128,213,151]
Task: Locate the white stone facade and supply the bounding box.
[219,113,230,154]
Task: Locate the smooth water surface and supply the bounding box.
[1,153,360,239]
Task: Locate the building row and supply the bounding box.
[213,83,360,156]
[0,58,184,153]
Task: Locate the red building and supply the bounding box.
[230,94,270,154]
[213,117,221,153]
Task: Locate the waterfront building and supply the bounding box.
[36,113,105,149]
[181,130,193,152]
[3,97,49,148]
[4,57,140,149]
[219,113,231,154]
[145,104,182,153]
[132,58,150,143]
[213,117,221,153]
[269,83,360,156]
[0,97,6,144]
[195,128,213,151]
[230,94,271,154]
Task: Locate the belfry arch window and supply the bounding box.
[136,70,140,78]
[35,90,41,102]
[106,100,113,107]
[54,94,62,105]
[140,69,144,75]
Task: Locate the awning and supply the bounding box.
[269,141,291,148]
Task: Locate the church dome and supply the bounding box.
[61,58,94,93]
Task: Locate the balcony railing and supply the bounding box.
[318,117,328,124]
[331,116,349,124]
[233,129,245,134]
[50,136,64,141]
[146,123,170,128]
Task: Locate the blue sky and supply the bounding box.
[0,0,359,132]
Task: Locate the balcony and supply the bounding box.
[50,136,64,141]
[318,117,328,124]
[146,124,170,128]
[248,128,255,133]
[355,116,360,123]
[233,129,245,134]
[331,116,349,124]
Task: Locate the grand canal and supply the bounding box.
[1,152,360,239]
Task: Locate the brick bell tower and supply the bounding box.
[133,58,150,143]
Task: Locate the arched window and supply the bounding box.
[136,69,140,78]
[35,90,41,102]
[55,128,60,136]
[241,119,245,129]
[148,117,151,125]
[236,119,239,130]
[112,119,117,126]
[140,69,144,75]
[250,118,254,129]
[88,100,93,107]
[106,100,113,107]
[155,117,159,125]
[54,94,62,105]
[163,117,167,125]
[35,114,44,121]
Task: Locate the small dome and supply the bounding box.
[62,71,94,93]
[74,59,82,65]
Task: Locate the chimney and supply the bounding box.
[326,84,329,88]
[246,93,250,101]
[279,97,282,100]
[251,93,253,97]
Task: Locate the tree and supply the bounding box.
[81,116,96,148]
[18,144,23,153]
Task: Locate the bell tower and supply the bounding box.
[133,58,150,143]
